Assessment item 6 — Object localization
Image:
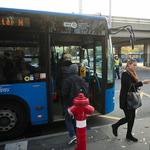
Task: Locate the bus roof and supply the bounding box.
[0,7,107,20]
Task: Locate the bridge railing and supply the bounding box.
[103,15,150,25]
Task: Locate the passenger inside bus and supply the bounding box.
[0,49,38,83]
[16,50,36,81]
[58,53,66,67]
[2,51,14,83]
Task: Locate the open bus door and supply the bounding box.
[91,40,105,114]
[79,38,106,115]
[48,34,113,121]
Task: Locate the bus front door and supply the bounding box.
[92,40,104,114]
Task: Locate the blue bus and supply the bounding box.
[0,7,115,140]
[121,53,143,62]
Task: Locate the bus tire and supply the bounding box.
[0,100,28,140]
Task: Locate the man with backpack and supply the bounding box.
[61,64,89,145]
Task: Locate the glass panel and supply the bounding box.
[0,47,40,84]
[81,49,88,67]
[107,37,114,83]
[95,41,102,78]
[64,46,79,63]
[55,46,63,60]
[88,49,94,75]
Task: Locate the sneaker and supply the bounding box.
[74,140,77,144]
[68,136,77,145]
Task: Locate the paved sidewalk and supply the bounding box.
[0,117,149,150]
[84,117,150,150]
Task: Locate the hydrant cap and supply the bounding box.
[73,93,89,106]
[78,93,84,98]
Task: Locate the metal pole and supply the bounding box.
[109,0,114,54]
[109,0,111,28]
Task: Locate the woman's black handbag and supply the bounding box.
[127,83,142,109]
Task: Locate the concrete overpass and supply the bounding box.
[103,15,150,66]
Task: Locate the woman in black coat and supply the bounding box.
[112,59,150,142]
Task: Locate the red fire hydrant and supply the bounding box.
[68,93,94,150]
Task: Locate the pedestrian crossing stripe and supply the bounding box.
[4,141,28,150]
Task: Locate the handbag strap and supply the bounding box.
[128,83,136,92]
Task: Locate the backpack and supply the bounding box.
[68,75,89,99]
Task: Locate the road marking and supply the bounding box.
[97,115,121,120]
[140,92,150,98]
[4,141,28,150]
[136,92,150,114]
[98,92,150,119]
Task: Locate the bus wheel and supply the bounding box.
[0,100,28,140]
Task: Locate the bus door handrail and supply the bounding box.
[94,74,102,93]
[51,76,54,97]
[83,67,102,93]
[86,67,90,85]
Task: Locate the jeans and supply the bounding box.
[115,66,120,79]
[65,106,76,138]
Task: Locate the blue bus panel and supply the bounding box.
[0,82,48,125]
[105,87,115,114]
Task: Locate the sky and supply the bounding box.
[1,0,150,19]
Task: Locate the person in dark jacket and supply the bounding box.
[61,64,80,145]
[58,53,66,67]
[111,59,150,142]
[57,53,72,116]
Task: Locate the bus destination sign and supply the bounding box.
[0,16,30,27]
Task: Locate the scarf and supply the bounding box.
[126,67,139,83]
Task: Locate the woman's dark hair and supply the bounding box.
[125,59,137,69]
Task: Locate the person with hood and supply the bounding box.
[57,53,72,115]
[61,63,83,145]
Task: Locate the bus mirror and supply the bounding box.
[110,25,135,50]
[130,35,134,50]
[126,27,132,34]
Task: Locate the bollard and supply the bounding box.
[68,93,94,150]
